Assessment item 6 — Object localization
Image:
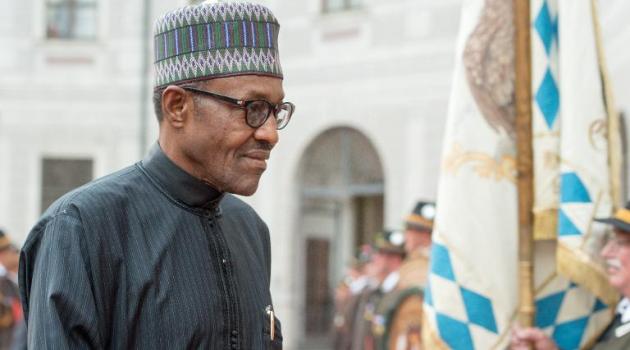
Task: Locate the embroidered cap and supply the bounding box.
[153,1,283,88]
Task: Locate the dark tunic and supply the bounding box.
[593,313,630,350]
[19,144,282,349]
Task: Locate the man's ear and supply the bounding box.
[162,85,192,129]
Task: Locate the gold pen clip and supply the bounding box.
[265,305,275,341]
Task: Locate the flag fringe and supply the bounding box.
[556,242,619,305]
[421,315,450,350]
[533,209,558,240]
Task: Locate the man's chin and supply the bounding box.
[230,181,260,196]
[607,275,625,290]
[237,188,258,196]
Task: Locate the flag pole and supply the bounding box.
[514,0,535,328]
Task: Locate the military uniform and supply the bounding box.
[351,285,382,350]
[376,249,429,350]
[590,298,630,350]
[0,277,15,349]
[334,246,374,350]
[398,248,430,290]
[372,283,424,350]
[371,202,435,350]
[354,230,405,350]
[593,333,630,350]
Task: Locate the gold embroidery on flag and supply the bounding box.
[443,144,517,182]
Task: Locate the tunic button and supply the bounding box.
[231,336,238,343]
[231,330,238,335]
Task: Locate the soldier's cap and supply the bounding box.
[373,229,405,256]
[595,201,630,233]
[351,244,373,268]
[0,229,14,252]
[405,201,436,232]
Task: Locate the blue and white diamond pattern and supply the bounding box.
[425,243,499,350]
[558,172,593,237]
[532,0,560,130]
[535,281,611,350]
[426,242,610,349]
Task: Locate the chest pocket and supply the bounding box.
[262,311,282,350]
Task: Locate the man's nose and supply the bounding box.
[254,116,279,146]
[601,240,614,258]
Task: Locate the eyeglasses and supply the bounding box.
[181,86,295,130]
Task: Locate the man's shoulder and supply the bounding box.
[399,255,429,289]
[23,165,145,252]
[400,255,429,274]
[43,164,143,215]
[30,165,143,236]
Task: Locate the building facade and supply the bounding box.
[0,0,627,349]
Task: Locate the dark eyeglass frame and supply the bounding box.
[181,86,294,130]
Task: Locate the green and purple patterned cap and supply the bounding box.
[153,1,283,88]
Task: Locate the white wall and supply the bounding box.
[2,0,628,349]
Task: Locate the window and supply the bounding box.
[41,158,93,212]
[46,0,98,40]
[322,0,361,13]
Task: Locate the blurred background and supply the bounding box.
[0,0,628,349]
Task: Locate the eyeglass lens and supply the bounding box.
[246,101,293,130]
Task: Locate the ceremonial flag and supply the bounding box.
[423,0,620,348]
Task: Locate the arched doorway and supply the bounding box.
[296,127,384,349]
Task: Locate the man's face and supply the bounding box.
[372,251,403,278]
[404,228,431,253]
[175,75,284,196]
[0,248,17,271]
[601,229,630,296]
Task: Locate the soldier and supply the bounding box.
[334,245,373,350]
[353,230,406,350]
[0,230,22,349]
[511,201,630,349]
[372,201,436,350]
[399,201,435,289]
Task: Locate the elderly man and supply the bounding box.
[511,203,630,350]
[19,2,293,349]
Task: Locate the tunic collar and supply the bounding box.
[617,297,630,324]
[141,143,224,211]
[380,271,400,293]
